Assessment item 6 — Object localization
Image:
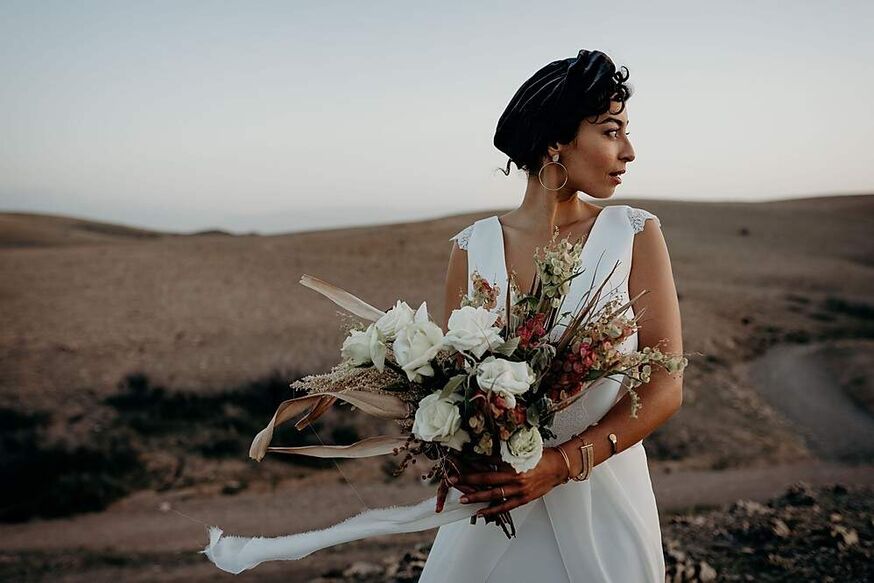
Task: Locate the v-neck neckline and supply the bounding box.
[493,205,612,296]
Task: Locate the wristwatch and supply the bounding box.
[607,433,618,456]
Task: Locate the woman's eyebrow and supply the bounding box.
[596,117,628,126]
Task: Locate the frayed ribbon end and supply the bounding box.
[200,525,253,575]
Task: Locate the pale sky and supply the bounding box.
[1,1,872,234]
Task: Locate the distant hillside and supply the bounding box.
[0,212,175,248]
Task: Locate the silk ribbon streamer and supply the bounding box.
[298,273,386,321]
[265,435,408,458]
[200,493,490,574]
[249,389,409,461]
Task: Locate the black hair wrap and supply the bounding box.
[493,49,631,175]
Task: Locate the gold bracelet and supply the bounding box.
[574,442,593,481]
[608,432,618,457]
[552,446,572,484]
[570,433,594,481]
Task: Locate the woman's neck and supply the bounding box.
[505,177,598,235]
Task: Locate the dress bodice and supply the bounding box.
[449,204,661,445]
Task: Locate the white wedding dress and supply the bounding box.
[199,204,665,580]
[419,204,665,583]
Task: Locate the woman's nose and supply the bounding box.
[621,142,635,163]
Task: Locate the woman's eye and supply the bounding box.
[606,129,631,138]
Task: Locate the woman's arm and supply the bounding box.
[436,240,476,511]
[442,241,468,332]
[449,217,685,519]
[556,216,684,474]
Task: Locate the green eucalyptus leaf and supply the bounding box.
[439,374,466,399]
[492,336,521,357]
[526,406,540,427]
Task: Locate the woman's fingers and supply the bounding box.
[435,477,449,513]
[459,484,521,504]
[477,496,521,519]
[436,471,477,513]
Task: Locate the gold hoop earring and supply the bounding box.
[538,153,568,191]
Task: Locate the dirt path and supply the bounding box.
[742,341,874,462]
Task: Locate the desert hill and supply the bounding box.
[0,211,251,248]
[1,196,872,464]
[1,195,873,580]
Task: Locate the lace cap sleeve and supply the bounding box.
[449,224,474,251]
[628,207,661,234]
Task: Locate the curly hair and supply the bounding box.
[494,50,633,177]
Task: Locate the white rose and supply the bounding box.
[340,323,386,370]
[500,426,543,473]
[392,301,446,383]
[375,300,416,340]
[443,305,504,358]
[476,356,536,409]
[412,392,471,451]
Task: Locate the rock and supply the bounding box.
[731,499,771,516]
[767,553,794,570]
[683,563,697,579]
[221,479,246,495]
[341,561,384,579]
[776,481,817,507]
[771,518,791,538]
[663,538,719,583]
[698,560,718,581]
[830,525,859,549]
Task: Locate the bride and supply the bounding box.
[419,49,684,582]
[199,49,684,581]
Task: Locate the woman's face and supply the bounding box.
[543,100,636,200]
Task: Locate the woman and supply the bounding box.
[419,49,684,582]
[200,49,684,580]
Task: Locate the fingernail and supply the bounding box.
[460,496,469,503]
[449,476,458,484]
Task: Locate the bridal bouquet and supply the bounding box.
[247,227,688,539]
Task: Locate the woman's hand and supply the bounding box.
[435,452,495,513]
[452,447,569,520]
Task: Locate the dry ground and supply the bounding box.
[1,195,873,581]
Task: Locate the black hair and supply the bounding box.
[493,50,633,177]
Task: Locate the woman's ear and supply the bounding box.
[544,143,562,163]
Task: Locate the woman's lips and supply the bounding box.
[609,173,622,184]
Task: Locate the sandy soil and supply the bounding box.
[1,195,873,580]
